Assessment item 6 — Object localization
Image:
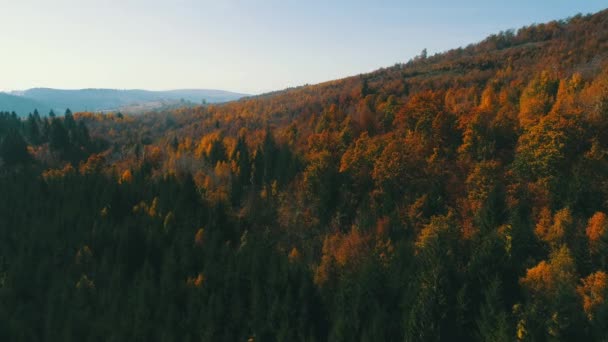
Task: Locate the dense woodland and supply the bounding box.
[2,10,608,341]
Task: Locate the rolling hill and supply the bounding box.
[1,88,248,116]
[0,92,51,116]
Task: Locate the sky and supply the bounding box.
[0,0,606,94]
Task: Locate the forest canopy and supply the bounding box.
[1,9,608,341]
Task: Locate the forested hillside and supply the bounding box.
[1,9,608,341]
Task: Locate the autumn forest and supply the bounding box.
[2,9,608,342]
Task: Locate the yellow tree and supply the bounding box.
[586,212,608,267]
[577,271,608,322]
[518,71,559,127]
[519,245,580,340]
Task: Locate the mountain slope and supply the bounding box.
[85,9,608,148]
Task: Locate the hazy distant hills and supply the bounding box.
[0,88,249,116]
[0,92,51,116]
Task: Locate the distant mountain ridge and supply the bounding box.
[1,88,249,116]
[0,92,51,116]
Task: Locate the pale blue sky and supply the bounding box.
[0,0,606,94]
